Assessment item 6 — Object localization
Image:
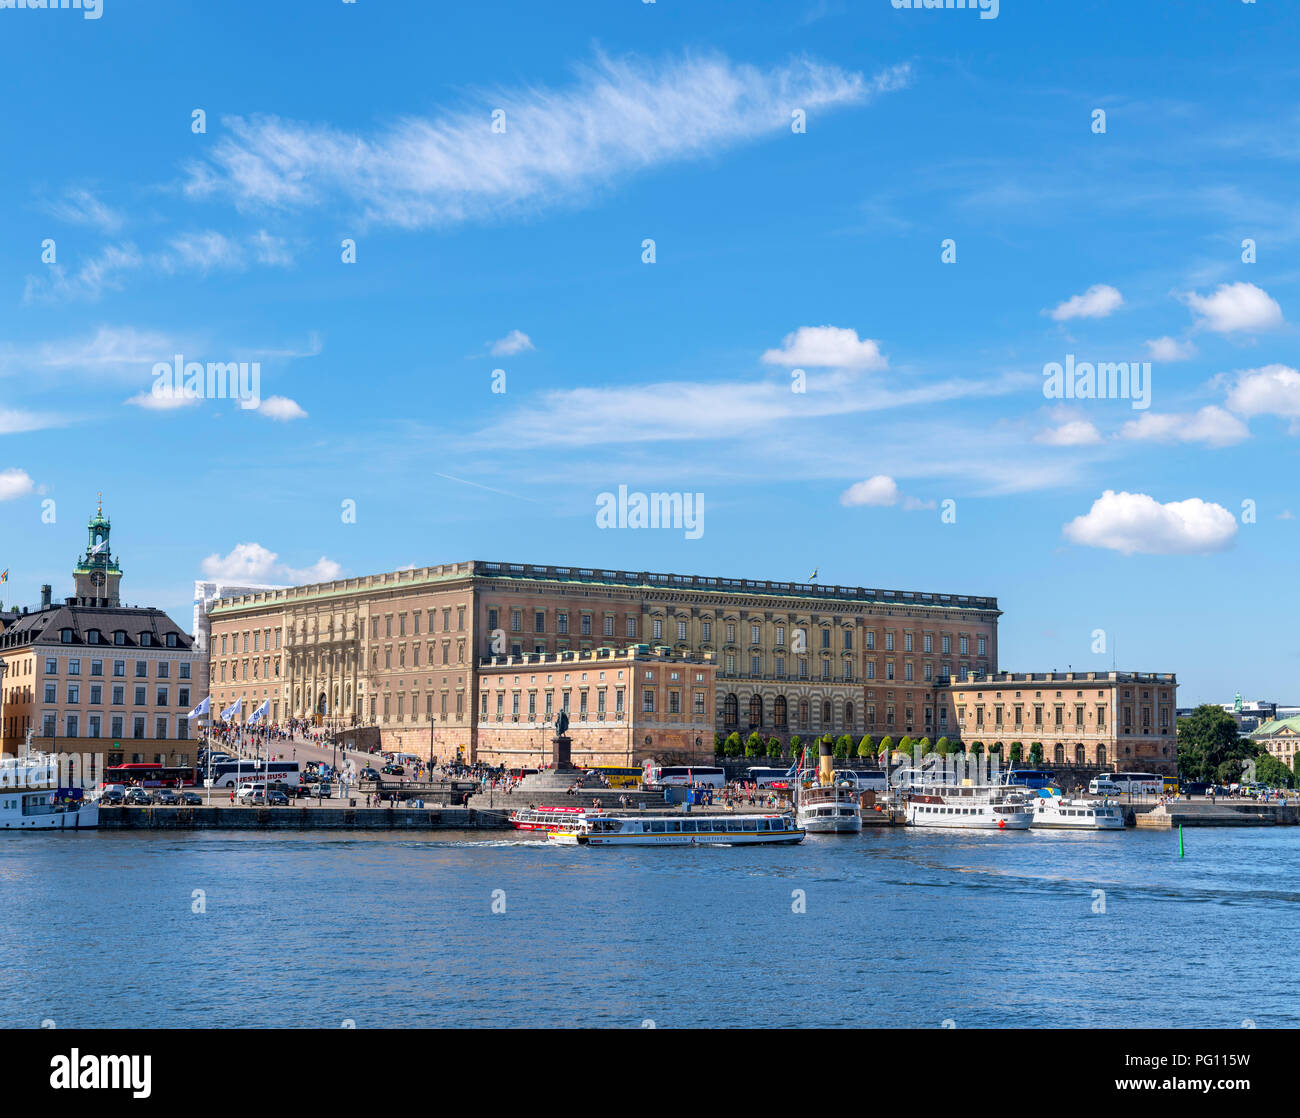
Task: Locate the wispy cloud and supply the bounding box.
[40,187,124,233]
[489,329,535,357]
[183,52,910,228]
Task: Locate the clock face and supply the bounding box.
[90,570,106,588]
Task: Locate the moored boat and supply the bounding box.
[509,804,588,831]
[1028,790,1125,830]
[894,763,1032,830]
[0,754,99,831]
[796,741,863,833]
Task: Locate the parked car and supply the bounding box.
[180,791,203,806]
[123,788,151,806]
[266,790,290,807]
[153,789,182,806]
[100,788,125,806]
[381,763,405,776]
[306,782,333,798]
[292,784,314,799]
[360,767,381,782]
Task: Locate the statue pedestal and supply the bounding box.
[551,733,577,772]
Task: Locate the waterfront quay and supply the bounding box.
[99,804,505,830]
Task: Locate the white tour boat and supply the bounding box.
[1028,790,1125,830]
[0,754,99,831]
[894,764,1032,831]
[547,810,804,846]
[795,742,863,833]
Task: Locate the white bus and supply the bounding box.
[745,766,796,788]
[642,764,726,789]
[207,760,302,789]
[1097,771,1162,796]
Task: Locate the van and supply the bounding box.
[1089,777,1121,796]
[236,783,266,801]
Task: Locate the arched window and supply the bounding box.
[774,695,788,729]
[1054,743,1065,764]
[845,701,854,729]
[723,694,738,726]
[822,700,832,727]
[799,700,809,728]
[1075,744,1086,765]
[1097,745,1106,767]
[748,694,763,728]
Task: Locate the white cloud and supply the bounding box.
[0,409,67,435]
[1222,363,1300,420]
[1145,336,1196,362]
[201,542,341,585]
[0,468,36,502]
[256,396,307,421]
[1182,282,1283,333]
[159,230,294,274]
[489,329,535,357]
[184,52,909,227]
[840,475,898,506]
[1062,489,1237,555]
[124,384,202,411]
[1118,406,1250,448]
[24,243,143,303]
[41,188,124,233]
[1046,284,1123,322]
[1034,419,1102,446]
[4,325,178,380]
[760,325,887,370]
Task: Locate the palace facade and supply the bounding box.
[206,559,1002,761]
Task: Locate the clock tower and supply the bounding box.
[72,495,123,606]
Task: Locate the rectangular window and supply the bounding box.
[603,616,614,637]
[535,611,546,634]
[626,617,636,638]
[642,689,655,713]
[134,686,146,706]
[581,615,592,636]
[702,621,711,642]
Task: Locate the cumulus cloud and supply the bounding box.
[1035,419,1102,446]
[760,325,887,370]
[1221,364,1300,422]
[1118,406,1250,448]
[184,53,909,228]
[489,329,535,357]
[1145,336,1196,362]
[256,396,307,421]
[840,475,899,506]
[1062,489,1237,555]
[0,468,36,502]
[1182,282,1283,333]
[1046,284,1123,322]
[201,542,341,585]
[124,383,202,411]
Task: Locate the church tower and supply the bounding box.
[72,496,123,606]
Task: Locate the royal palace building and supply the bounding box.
[206,559,1003,766]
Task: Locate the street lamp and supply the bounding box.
[0,660,9,758]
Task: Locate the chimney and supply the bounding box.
[40,584,51,610]
[819,739,834,787]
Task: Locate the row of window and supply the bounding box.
[219,627,282,654]
[41,657,191,680]
[57,628,183,648]
[477,687,708,720]
[39,684,191,707]
[37,714,191,740]
[371,606,466,639]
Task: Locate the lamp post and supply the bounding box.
[0,660,8,759]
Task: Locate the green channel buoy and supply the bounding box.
[1178,824,1185,858]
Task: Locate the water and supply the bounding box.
[2,826,1295,1028]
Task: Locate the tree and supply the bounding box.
[788,733,803,761]
[835,734,853,760]
[970,741,984,756]
[1029,742,1044,764]
[878,735,893,763]
[1254,752,1294,789]
[1010,741,1024,762]
[898,735,914,762]
[1178,705,1250,782]
[713,731,724,757]
[767,735,783,760]
[745,731,764,759]
[724,731,744,758]
[935,736,951,757]
[918,737,932,753]
[858,734,875,760]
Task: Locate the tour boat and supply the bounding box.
[547,811,804,846]
[509,805,587,831]
[894,765,1032,830]
[1028,791,1125,830]
[0,755,99,831]
[793,742,863,833]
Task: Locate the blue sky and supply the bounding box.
[1,0,1297,705]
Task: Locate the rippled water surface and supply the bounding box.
[1,826,1295,1028]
